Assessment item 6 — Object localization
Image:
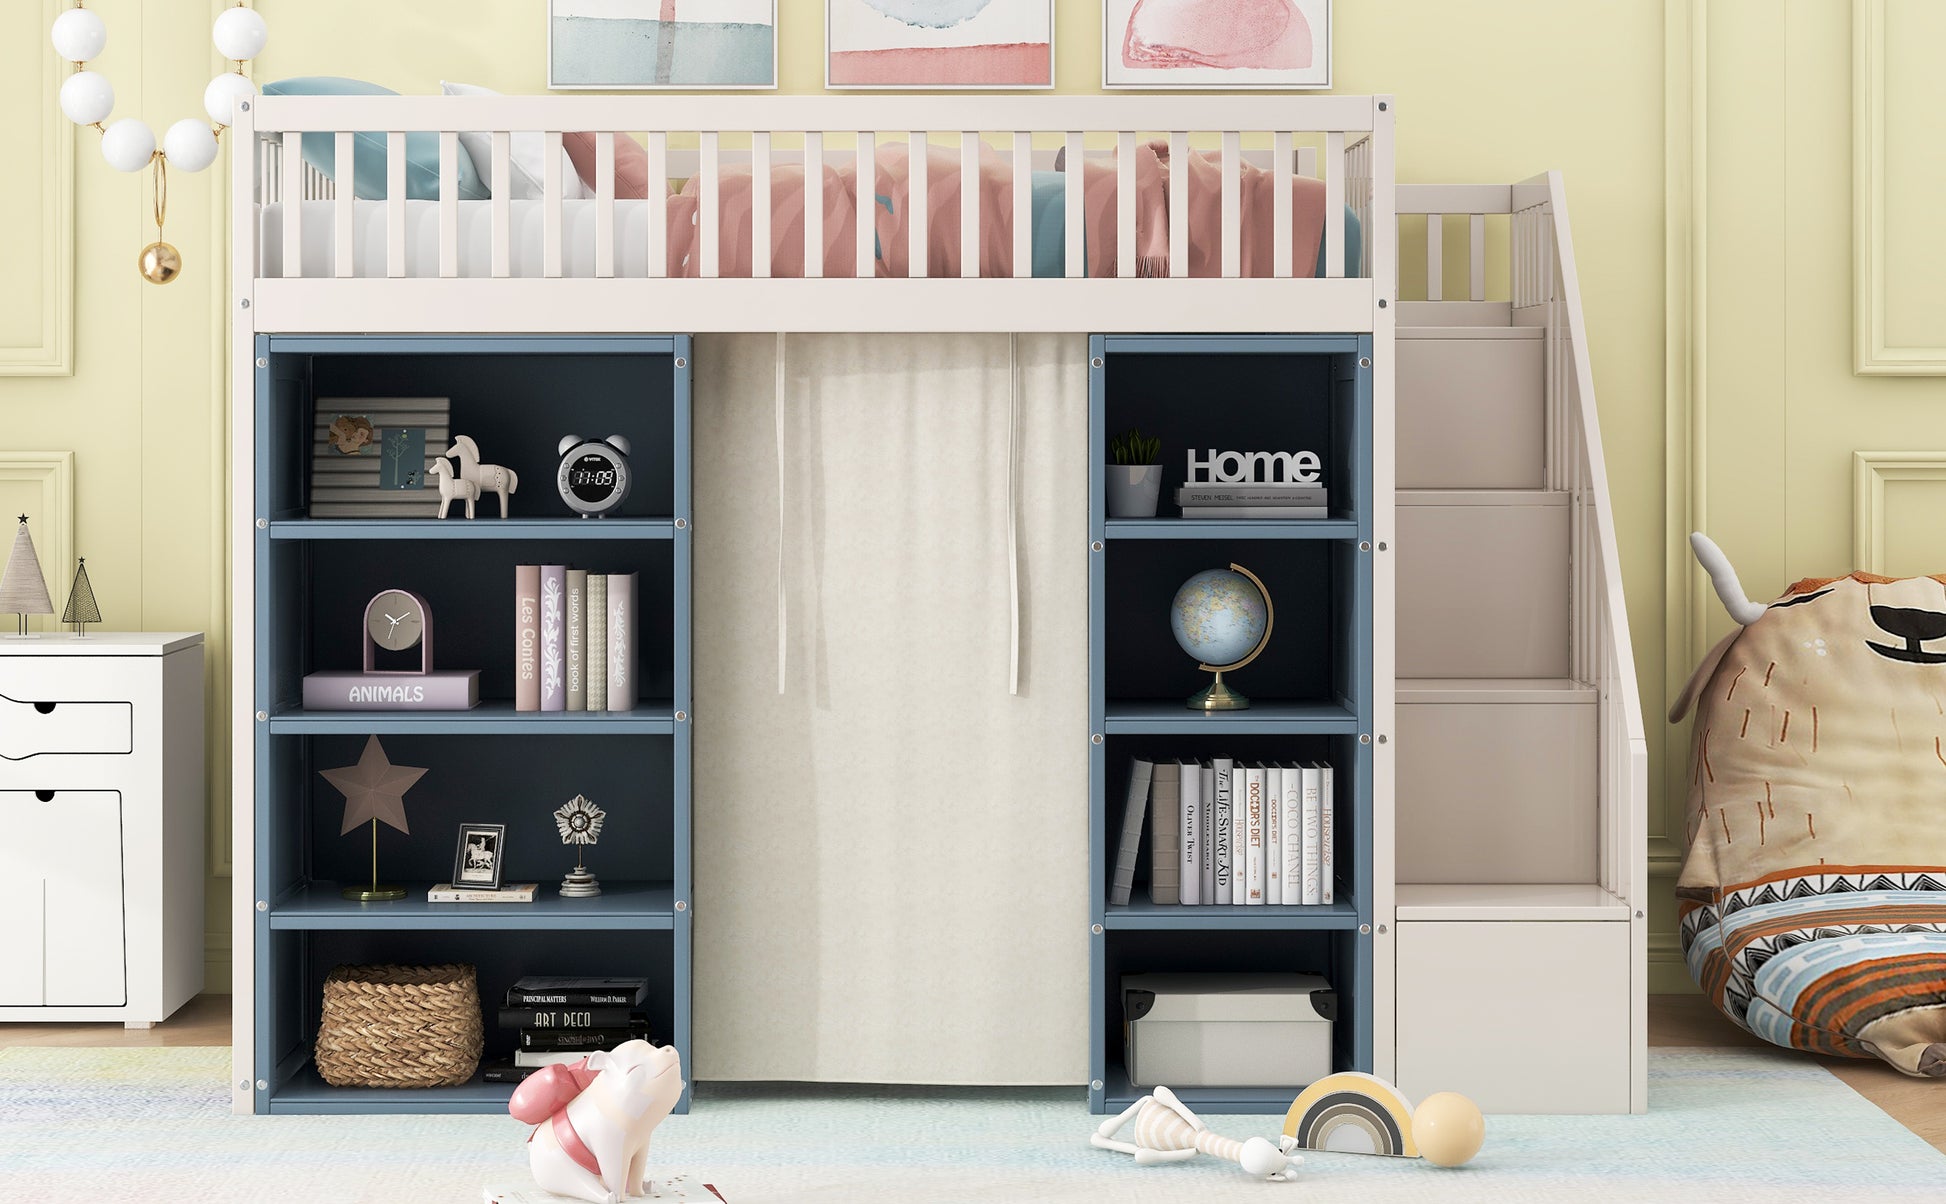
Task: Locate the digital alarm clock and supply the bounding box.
[556,434,633,517]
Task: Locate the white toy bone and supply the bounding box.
[443,435,519,517]
[1090,1084,1303,1179]
[428,458,479,519]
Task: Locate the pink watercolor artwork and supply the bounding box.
[1104,0,1329,88]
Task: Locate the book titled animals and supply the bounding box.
[1112,757,1336,906]
[515,566,635,712]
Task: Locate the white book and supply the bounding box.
[1198,763,1216,904]
[1280,762,1305,905]
[1109,758,1155,907]
[1318,760,1336,905]
[1244,763,1266,904]
[1301,763,1324,905]
[1263,765,1282,905]
[513,1049,599,1068]
[1229,763,1248,905]
[1178,760,1201,905]
[1211,757,1234,904]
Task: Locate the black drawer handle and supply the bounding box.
[33,702,55,715]
[34,790,54,802]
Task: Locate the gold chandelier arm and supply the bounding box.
[151,153,167,233]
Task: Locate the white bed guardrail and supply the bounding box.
[237,95,1387,284]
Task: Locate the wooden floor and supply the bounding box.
[2,994,1938,1152]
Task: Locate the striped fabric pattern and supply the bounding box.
[1680,868,1946,1076]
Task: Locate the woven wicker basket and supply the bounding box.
[314,963,484,1088]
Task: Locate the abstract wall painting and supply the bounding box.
[1103,0,1331,89]
[827,0,1055,89]
[549,0,778,90]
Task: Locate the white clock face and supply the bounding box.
[367,590,425,652]
[557,442,633,515]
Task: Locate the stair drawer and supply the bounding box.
[1396,686,1597,883]
[1397,335,1545,490]
[0,658,140,785]
[1395,919,1630,1114]
[1396,494,1568,679]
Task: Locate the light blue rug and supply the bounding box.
[0,1047,1938,1203]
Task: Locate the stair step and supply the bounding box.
[1396,678,1597,886]
[1398,330,1544,490]
[1396,496,1568,679]
[1394,882,1629,922]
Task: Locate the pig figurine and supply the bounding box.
[508,1039,685,1204]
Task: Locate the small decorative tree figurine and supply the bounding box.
[554,794,606,898]
[0,515,54,637]
[61,557,101,636]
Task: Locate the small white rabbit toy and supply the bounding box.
[1090,1084,1303,1180]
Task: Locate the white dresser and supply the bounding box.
[0,633,204,1026]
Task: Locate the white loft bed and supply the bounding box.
[228,93,1646,1115]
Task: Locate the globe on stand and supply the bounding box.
[1169,564,1274,711]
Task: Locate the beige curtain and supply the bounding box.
[691,334,1090,1084]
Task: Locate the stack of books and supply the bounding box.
[426,882,537,904]
[1111,758,1336,908]
[515,566,637,712]
[1176,484,1328,519]
[482,976,654,1083]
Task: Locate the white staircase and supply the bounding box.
[1385,177,1647,1114]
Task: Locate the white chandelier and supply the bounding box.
[51,2,267,284]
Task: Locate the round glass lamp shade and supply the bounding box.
[49,7,107,62]
[100,119,156,173]
[163,119,219,173]
[211,7,268,60]
[203,72,256,126]
[59,71,115,126]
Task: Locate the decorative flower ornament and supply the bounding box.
[554,795,606,846]
[50,3,267,283]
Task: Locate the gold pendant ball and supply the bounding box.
[139,240,182,285]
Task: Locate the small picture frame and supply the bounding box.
[453,822,506,890]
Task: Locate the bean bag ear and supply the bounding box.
[1674,542,1946,1077]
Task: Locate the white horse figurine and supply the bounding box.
[428,458,479,519]
[1091,1084,1302,1179]
[443,435,518,518]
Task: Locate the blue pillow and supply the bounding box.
[263,77,487,201]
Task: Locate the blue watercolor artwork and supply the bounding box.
[550,0,776,89]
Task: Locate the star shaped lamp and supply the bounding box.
[319,735,426,902]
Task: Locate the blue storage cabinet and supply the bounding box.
[250,335,692,1115]
[1088,333,1374,1114]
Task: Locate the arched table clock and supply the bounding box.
[300,588,481,710]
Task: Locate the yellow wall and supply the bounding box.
[3,1,1679,992]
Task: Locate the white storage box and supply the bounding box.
[1123,973,1336,1089]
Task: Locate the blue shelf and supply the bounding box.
[1102,700,1360,735]
[268,880,676,930]
[1102,1066,1300,1115]
[269,518,675,541]
[267,700,676,735]
[269,1065,517,1115]
[1103,899,1358,931]
[1106,517,1359,540]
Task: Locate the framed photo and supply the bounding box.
[827,0,1054,89]
[1102,0,1331,90]
[453,822,507,890]
[548,0,778,90]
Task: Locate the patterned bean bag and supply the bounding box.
[1672,536,1946,1077]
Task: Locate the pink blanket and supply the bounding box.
[654,141,1328,280]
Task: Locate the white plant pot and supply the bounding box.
[1106,464,1164,518]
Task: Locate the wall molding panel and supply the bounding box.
[0,0,76,376]
[1853,0,1946,375]
[1852,451,1946,574]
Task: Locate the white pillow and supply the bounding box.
[441,80,590,200]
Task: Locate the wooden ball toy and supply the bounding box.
[1409,1092,1484,1167]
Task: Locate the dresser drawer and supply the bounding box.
[0,657,138,760]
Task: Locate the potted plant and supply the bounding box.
[1107,427,1164,519]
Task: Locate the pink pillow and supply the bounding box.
[563,132,652,199]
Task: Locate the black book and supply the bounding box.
[480,1059,540,1083]
[499,1005,641,1030]
[520,1025,651,1051]
[505,976,651,1008]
